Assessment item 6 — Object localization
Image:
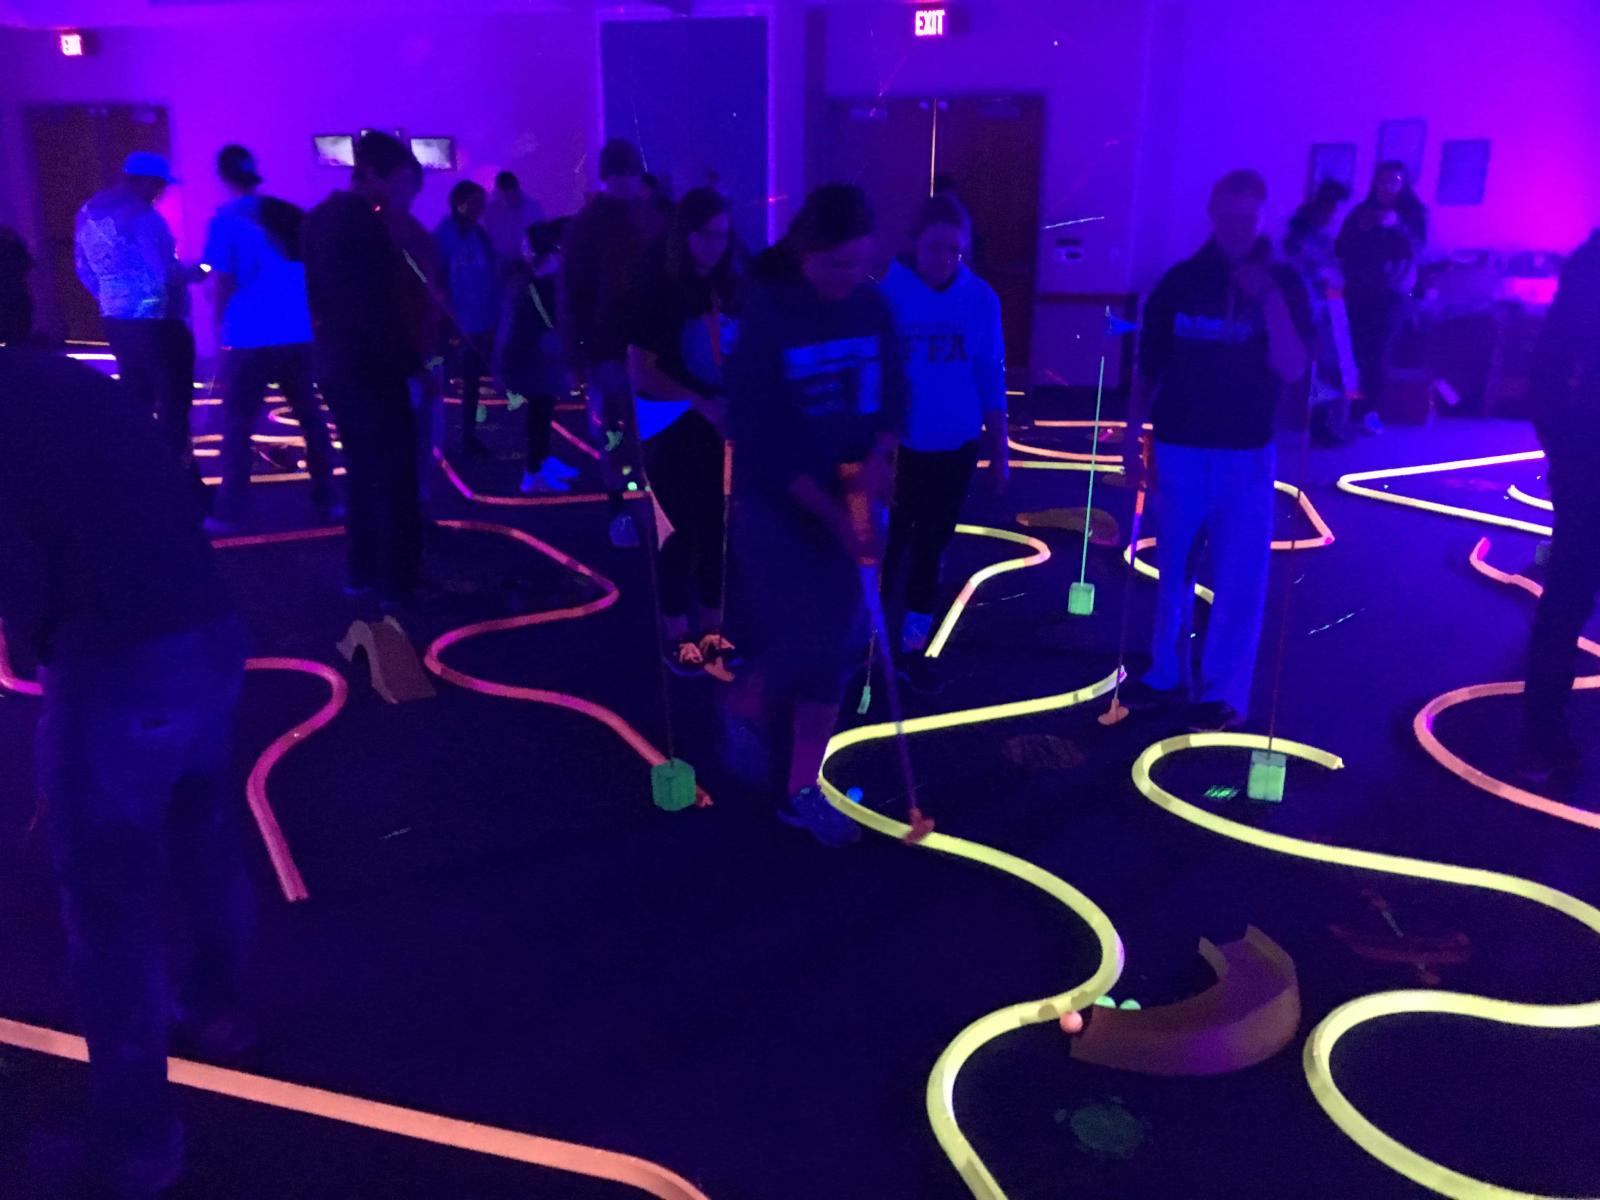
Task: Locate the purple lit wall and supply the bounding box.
[1134,0,1600,280]
[0,11,597,348]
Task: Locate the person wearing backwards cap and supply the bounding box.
[75,151,202,461]
[201,145,336,531]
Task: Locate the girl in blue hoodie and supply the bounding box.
[879,195,1008,668]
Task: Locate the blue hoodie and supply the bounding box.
[878,259,1005,452]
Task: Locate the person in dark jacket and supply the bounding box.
[561,138,667,548]
[725,184,908,847]
[496,218,577,494]
[302,132,425,604]
[1521,230,1600,781]
[1336,160,1426,431]
[0,224,34,344]
[0,350,251,1199]
[627,187,743,678]
[1122,169,1313,732]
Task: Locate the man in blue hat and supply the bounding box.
[74,151,200,461]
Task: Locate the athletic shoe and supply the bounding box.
[1118,678,1187,712]
[778,785,862,847]
[901,610,934,654]
[1187,700,1246,732]
[542,456,580,480]
[1360,411,1385,435]
[609,512,640,549]
[312,501,346,525]
[201,515,238,538]
[519,465,570,495]
[667,637,706,677]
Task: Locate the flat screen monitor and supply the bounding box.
[410,137,456,171]
[313,134,355,168]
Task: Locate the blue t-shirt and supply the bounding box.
[203,196,313,349]
[433,218,499,336]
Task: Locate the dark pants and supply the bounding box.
[525,392,557,464]
[105,317,194,461]
[644,411,725,618]
[1345,287,1403,418]
[320,373,422,597]
[885,441,978,614]
[37,617,250,1190]
[448,332,493,447]
[1526,460,1600,734]
[217,343,335,521]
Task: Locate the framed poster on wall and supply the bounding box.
[1437,139,1490,205]
[1377,118,1427,185]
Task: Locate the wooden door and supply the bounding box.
[814,93,1042,369]
[25,103,171,341]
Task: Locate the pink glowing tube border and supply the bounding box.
[423,519,712,807]
[1412,538,1600,830]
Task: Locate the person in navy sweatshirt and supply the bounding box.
[725,184,907,847]
[1123,169,1313,732]
[879,194,1008,685]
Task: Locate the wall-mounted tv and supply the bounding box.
[410,137,456,171]
[313,134,354,168]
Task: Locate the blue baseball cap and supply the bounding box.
[123,151,177,184]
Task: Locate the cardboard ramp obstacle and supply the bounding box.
[1066,926,1300,1075]
[337,616,437,704]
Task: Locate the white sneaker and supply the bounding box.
[542,456,580,481]
[519,466,570,495]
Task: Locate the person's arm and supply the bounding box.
[1125,276,1174,489]
[973,285,1009,490]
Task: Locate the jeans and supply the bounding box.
[36,616,250,1188]
[217,343,335,521]
[448,332,493,447]
[320,371,422,597]
[643,411,726,618]
[1145,441,1276,714]
[885,441,978,614]
[104,317,194,461]
[1525,459,1600,734]
[524,392,558,464]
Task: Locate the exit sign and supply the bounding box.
[914,8,946,37]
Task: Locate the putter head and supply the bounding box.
[902,807,935,843]
[1098,700,1130,726]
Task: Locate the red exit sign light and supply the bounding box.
[914,8,946,37]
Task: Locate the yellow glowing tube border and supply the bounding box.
[1131,733,1600,1200]
[1506,483,1554,513]
[926,525,1052,660]
[819,668,1126,1199]
[1335,451,1553,537]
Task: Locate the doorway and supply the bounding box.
[814,94,1043,368]
[24,103,171,341]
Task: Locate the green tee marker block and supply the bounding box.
[651,758,698,811]
[1247,750,1287,803]
[1068,580,1096,616]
